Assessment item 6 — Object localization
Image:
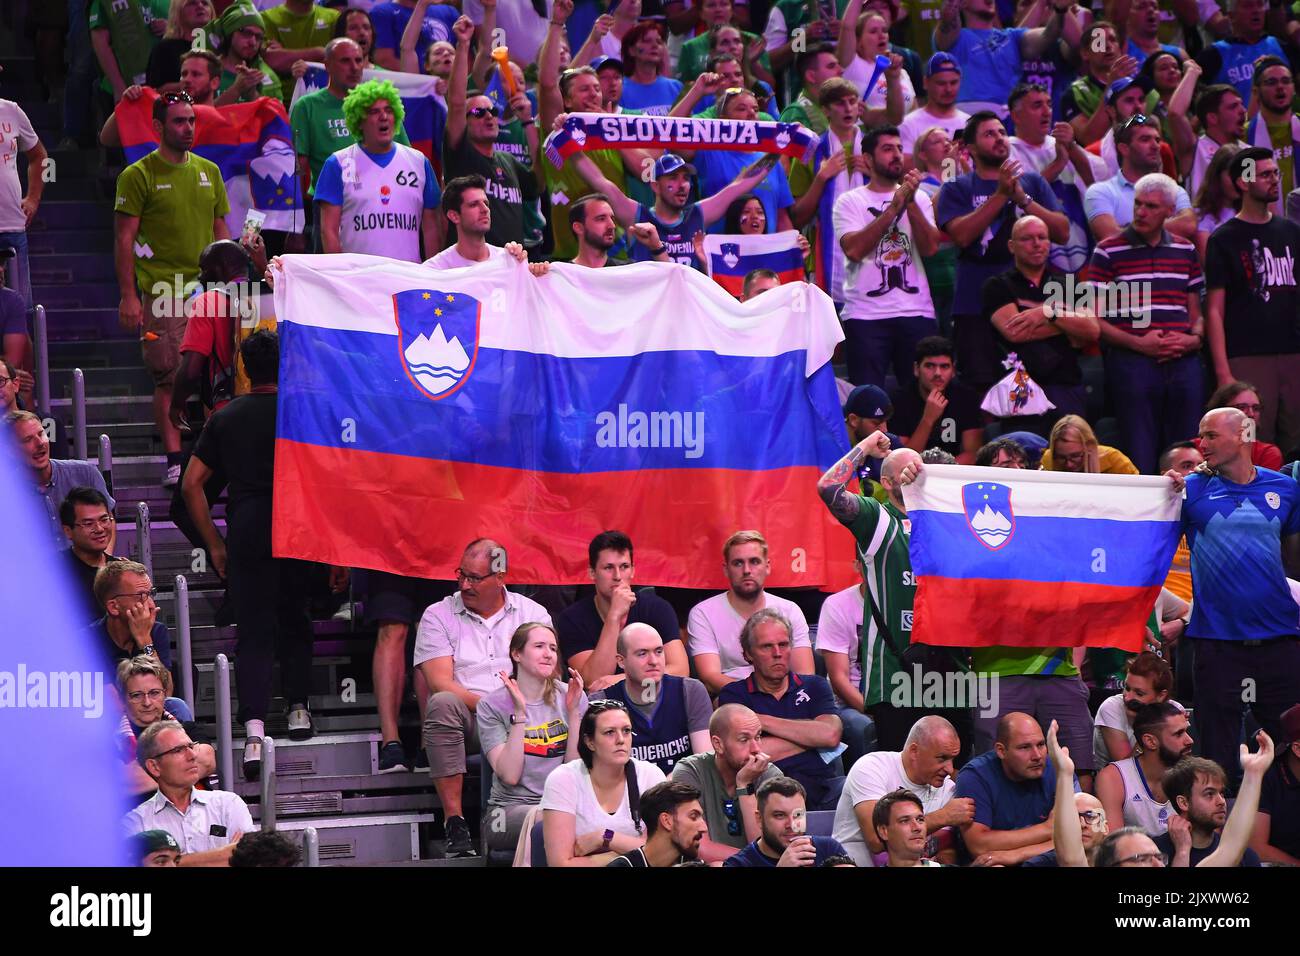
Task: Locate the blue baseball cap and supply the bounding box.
[926,52,961,77]
[591,54,624,73]
[1106,74,1153,104]
[844,384,893,419]
[653,153,697,180]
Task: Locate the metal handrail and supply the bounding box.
[303,827,319,867]
[174,574,193,711]
[260,737,277,832]
[71,368,86,460]
[215,653,233,791]
[136,500,152,580]
[97,434,113,497]
[33,304,49,419]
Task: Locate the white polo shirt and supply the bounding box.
[413,589,553,697]
[123,787,255,854]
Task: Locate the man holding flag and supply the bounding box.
[114,92,230,487]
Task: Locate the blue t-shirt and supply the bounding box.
[692,150,793,236]
[1153,829,1262,867]
[314,144,441,210]
[723,834,848,867]
[1181,468,1300,641]
[1127,40,1183,68]
[949,28,1027,105]
[1083,172,1191,229]
[717,673,838,792]
[369,2,457,66]
[935,169,1061,316]
[1198,35,1287,105]
[954,749,1076,833]
[619,76,683,116]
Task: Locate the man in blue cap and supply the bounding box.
[898,53,969,168]
[844,383,897,499]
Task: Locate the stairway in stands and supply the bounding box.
[5,45,480,865]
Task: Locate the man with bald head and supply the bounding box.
[672,703,784,863]
[413,538,552,858]
[832,714,973,866]
[954,712,1079,865]
[1166,407,1300,778]
[588,622,713,774]
[818,435,975,757]
[982,214,1099,437]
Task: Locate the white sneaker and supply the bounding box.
[332,601,354,622]
[287,704,313,741]
[162,463,181,487]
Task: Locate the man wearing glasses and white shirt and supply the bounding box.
[124,720,254,867]
[414,538,552,858]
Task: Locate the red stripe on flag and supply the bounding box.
[913,577,1156,651]
[272,440,858,590]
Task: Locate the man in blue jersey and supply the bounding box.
[568,150,778,270]
[1193,0,1285,105]
[1166,405,1300,779]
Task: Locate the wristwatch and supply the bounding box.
[735,783,754,797]
[519,118,536,127]
[1043,301,1057,323]
[141,644,156,657]
[509,712,527,725]
[1014,192,1032,210]
[647,245,667,256]
[600,828,615,852]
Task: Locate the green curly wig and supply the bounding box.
[342,79,406,141]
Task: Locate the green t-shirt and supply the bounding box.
[88,0,171,93]
[544,149,626,261]
[676,30,771,84]
[290,86,410,195]
[114,150,230,293]
[969,646,1080,678]
[1268,120,1296,200]
[901,0,946,61]
[779,92,828,135]
[218,58,284,103]
[771,0,851,93]
[260,3,338,53]
[845,495,915,708]
[495,118,545,248]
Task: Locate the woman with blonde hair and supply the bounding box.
[477,622,588,858]
[1041,415,1138,474]
[146,0,216,89]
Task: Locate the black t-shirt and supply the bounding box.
[66,551,120,626]
[192,392,277,546]
[889,380,983,459]
[442,131,537,248]
[146,38,191,89]
[981,267,1083,387]
[1152,829,1262,867]
[1204,216,1300,357]
[554,589,683,671]
[1258,757,1300,859]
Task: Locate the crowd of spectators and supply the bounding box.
[10,0,1300,868]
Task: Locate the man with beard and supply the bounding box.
[841,383,896,498]
[568,193,668,267]
[1184,84,1247,201]
[607,781,709,867]
[1092,652,1182,769]
[8,411,116,549]
[569,151,777,271]
[717,609,845,810]
[955,712,1074,866]
[889,336,983,463]
[1156,757,1262,866]
[1059,21,1144,149]
[833,124,941,389]
[214,3,283,106]
[723,776,850,866]
[936,112,1067,395]
[1096,702,1190,836]
[686,530,815,694]
[99,50,225,149]
[1245,58,1300,213]
[1084,114,1194,242]
[115,94,230,488]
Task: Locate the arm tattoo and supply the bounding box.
[818,445,868,524]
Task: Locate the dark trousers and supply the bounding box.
[1191,638,1300,783]
[1105,350,1203,475]
[868,703,974,768]
[228,532,315,724]
[843,315,938,389]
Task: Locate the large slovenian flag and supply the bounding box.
[292,64,446,176]
[703,231,805,298]
[116,90,304,234]
[903,466,1182,650]
[271,254,855,589]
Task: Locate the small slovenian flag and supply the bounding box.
[903,466,1182,650]
[702,231,805,298]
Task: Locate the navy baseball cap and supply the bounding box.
[131,829,180,862]
[653,153,697,180]
[591,54,624,73]
[1106,74,1153,104]
[844,384,892,419]
[926,52,961,77]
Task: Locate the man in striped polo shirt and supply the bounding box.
[1087,172,1204,474]
[817,434,973,759]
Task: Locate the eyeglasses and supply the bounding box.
[161,91,193,105]
[127,688,166,703]
[1056,452,1087,466]
[1110,851,1167,867]
[1078,810,1104,824]
[151,741,198,760]
[0,376,11,388]
[112,587,159,601]
[455,568,494,585]
[721,798,742,836]
[467,105,501,118]
[74,515,115,530]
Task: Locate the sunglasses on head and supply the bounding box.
[162,91,193,105]
[468,105,501,119]
[1119,112,1150,133]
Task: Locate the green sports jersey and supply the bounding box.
[846,494,915,708]
[88,0,171,93]
[544,148,626,261]
[779,93,828,135]
[676,30,771,84]
[970,646,1080,678]
[260,3,338,53]
[218,58,284,103]
[290,86,410,195]
[114,150,230,293]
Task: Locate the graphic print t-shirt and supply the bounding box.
[832,185,936,321]
[1204,216,1300,357]
[477,682,589,806]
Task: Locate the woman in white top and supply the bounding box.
[539,699,666,866]
[1193,142,1242,265]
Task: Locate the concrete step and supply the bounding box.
[274,813,438,864]
[36,148,109,179]
[43,307,136,343]
[28,229,112,257]
[28,200,114,232]
[50,364,154,398]
[50,393,154,426]
[34,281,120,310]
[31,252,115,284]
[49,340,146,370]
[35,176,111,203]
